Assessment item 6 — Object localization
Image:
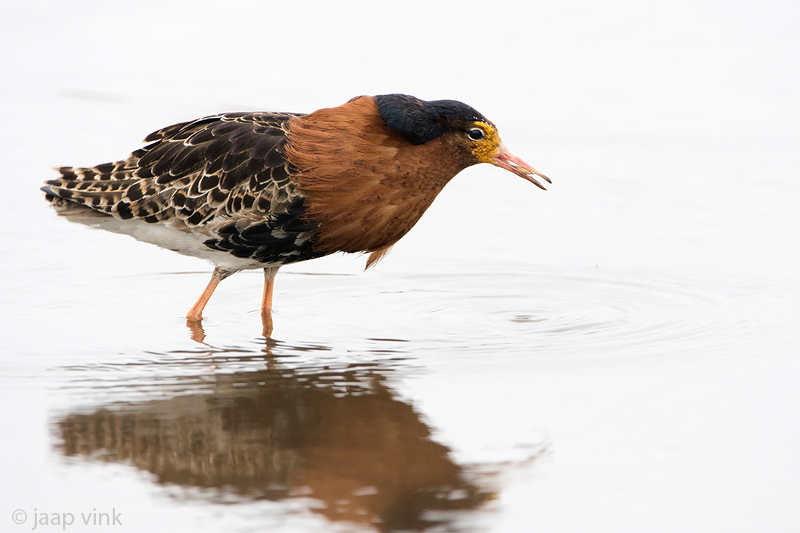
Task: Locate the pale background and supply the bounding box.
[1,1,798,532]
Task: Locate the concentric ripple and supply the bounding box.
[319,266,800,362]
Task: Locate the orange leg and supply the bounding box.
[261,278,274,316]
[261,267,279,338]
[187,267,232,321]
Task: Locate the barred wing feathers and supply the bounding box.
[43,112,321,265]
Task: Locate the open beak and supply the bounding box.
[491,145,551,190]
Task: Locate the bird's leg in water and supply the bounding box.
[261,267,278,338]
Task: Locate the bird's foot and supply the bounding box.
[186,317,206,343]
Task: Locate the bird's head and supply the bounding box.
[375,94,550,190]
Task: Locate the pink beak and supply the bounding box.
[491,146,551,190]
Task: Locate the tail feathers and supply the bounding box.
[43,166,187,224]
[43,165,138,214]
[56,161,132,181]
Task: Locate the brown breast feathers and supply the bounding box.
[285,96,476,258]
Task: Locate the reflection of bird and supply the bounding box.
[43,94,549,333]
[57,362,493,530]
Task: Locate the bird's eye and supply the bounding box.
[467,128,485,141]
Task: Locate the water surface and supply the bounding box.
[1,1,799,532]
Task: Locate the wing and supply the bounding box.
[44,112,300,224]
[44,112,322,265]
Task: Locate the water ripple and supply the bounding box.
[356,267,800,362]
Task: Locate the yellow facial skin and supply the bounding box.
[468,121,504,164]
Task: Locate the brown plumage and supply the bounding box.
[42,94,549,337]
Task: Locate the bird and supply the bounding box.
[42,93,550,337]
